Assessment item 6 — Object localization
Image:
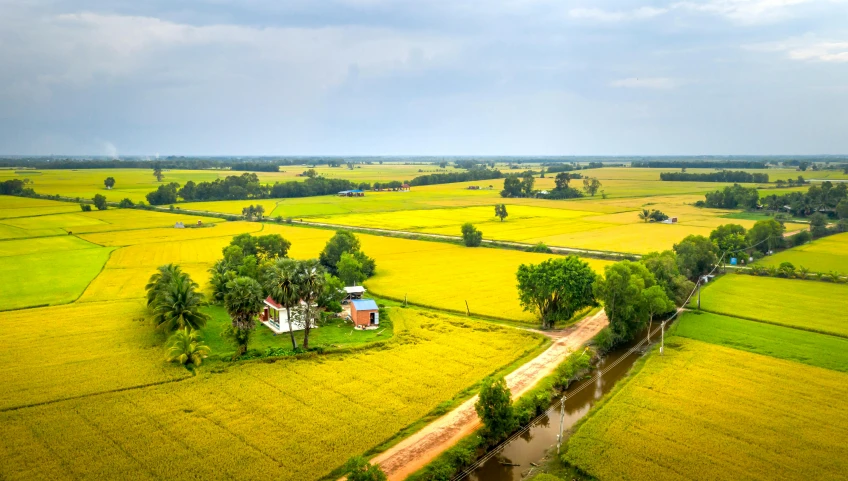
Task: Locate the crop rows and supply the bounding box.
[564,338,848,481]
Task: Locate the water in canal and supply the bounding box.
[466,333,654,481]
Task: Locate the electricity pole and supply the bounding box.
[557,394,566,454]
[660,321,665,356]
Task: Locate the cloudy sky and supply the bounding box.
[1,0,847,156]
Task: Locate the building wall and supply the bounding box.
[350,305,378,327]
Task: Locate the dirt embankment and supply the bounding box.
[369,310,609,480]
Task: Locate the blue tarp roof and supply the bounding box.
[351,299,378,311]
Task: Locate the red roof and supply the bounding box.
[265,296,283,309]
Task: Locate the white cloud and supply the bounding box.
[746,36,848,62]
[610,77,681,89]
[673,0,822,24]
[568,6,668,22]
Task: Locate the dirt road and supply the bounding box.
[369,310,609,480]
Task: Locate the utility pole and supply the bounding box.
[660,321,665,356]
[697,278,701,310]
[557,394,566,454]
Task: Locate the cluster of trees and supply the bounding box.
[0,179,31,195]
[178,173,264,201]
[773,176,807,187]
[208,231,373,355]
[544,161,605,173]
[144,175,358,205]
[659,170,769,183]
[409,168,502,186]
[241,205,266,220]
[761,182,848,218]
[499,172,598,199]
[632,160,768,169]
[500,172,537,198]
[698,184,760,209]
[229,161,282,172]
[145,265,212,371]
[146,182,180,205]
[638,209,668,222]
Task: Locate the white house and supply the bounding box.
[260,297,317,334]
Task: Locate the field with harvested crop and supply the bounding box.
[675,311,848,373]
[564,337,848,481]
[697,274,848,337]
[0,307,544,480]
[757,232,848,274]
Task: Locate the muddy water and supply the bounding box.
[467,335,652,481]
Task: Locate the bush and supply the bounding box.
[461,223,483,247]
[528,242,552,253]
[592,327,615,354]
[789,230,812,246]
[118,198,135,208]
[79,203,92,212]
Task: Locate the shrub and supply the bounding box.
[460,223,483,247]
[528,242,552,253]
[80,203,92,212]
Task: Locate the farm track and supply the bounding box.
[367,309,609,481]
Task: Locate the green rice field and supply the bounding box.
[757,232,848,274]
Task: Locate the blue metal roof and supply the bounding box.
[351,299,378,311]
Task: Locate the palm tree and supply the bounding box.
[798,266,810,280]
[152,274,211,332]
[145,264,182,307]
[298,260,326,350]
[263,258,302,349]
[638,209,651,223]
[223,276,264,356]
[208,260,236,303]
[167,328,210,373]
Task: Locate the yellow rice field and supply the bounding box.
[0,307,542,480]
[564,337,848,481]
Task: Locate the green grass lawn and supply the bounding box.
[675,311,848,372]
[200,304,393,359]
[696,274,848,337]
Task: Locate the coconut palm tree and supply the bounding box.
[167,328,210,373]
[263,258,302,350]
[223,276,264,356]
[298,260,326,350]
[152,274,210,332]
[638,209,651,223]
[145,263,182,306]
[208,260,236,303]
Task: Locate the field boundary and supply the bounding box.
[696,307,848,340]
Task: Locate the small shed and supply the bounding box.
[344,286,366,300]
[350,299,379,328]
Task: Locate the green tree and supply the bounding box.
[337,252,365,286]
[746,219,785,253]
[297,260,325,350]
[642,285,674,341]
[319,230,375,277]
[810,213,828,239]
[92,193,108,210]
[153,163,164,182]
[516,256,597,329]
[263,258,302,350]
[494,203,508,222]
[475,377,516,444]
[554,172,571,190]
[638,208,651,222]
[223,276,264,356]
[208,260,236,303]
[593,261,655,345]
[80,203,92,212]
[146,183,178,205]
[521,172,535,196]
[151,273,210,332]
[461,223,483,247]
[837,200,848,219]
[640,251,694,305]
[104,177,115,189]
[166,328,210,373]
[674,235,718,279]
[344,457,387,481]
[501,175,522,197]
[582,177,602,196]
[145,264,183,307]
[710,224,747,253]
[318,273,346,314]
[118,198,134,208]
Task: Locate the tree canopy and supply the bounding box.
[516,256,596,329]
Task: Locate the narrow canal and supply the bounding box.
[465,332,655,481]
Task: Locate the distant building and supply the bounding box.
[401,184,411,191]
[174,221,185,228]
[343,285,366,300]
[338,190,365,197]
[260,297,317,334]
[350,299,379,329]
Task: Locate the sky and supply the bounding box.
[1,0,847,156]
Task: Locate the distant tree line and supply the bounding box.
[660,170,769,183]
[0,179,31,195]
[544,162,609,173]
[409,168,503,186]
[0,158,306,171]
[761,182,848,218]
[697,184,761,209]
[633,160,768,169]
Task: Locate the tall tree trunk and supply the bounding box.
[286,307,297,350]
[302,306,311,350]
